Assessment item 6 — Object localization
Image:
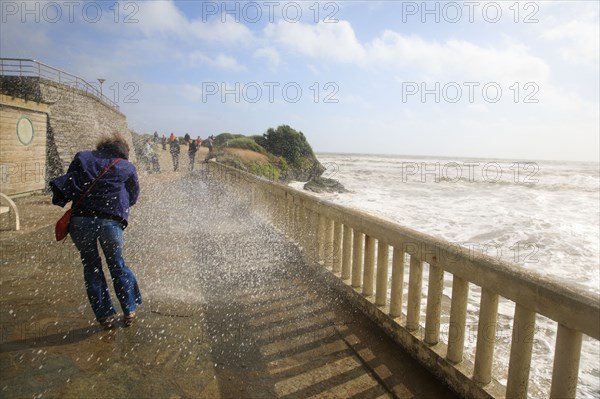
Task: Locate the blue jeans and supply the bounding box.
[70,216,142,321]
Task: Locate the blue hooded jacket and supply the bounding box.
[50,150,140,227]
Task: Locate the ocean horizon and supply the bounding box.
[316,151,600,165]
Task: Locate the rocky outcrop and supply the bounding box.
[303,176,348,193]
[282,157,325,182]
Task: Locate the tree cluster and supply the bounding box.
[253,125,315,168]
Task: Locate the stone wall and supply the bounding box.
[0,76,136,188]
[39,79,135,177]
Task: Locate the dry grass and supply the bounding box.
[224,148,269,164]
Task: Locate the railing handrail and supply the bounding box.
[0,57,120,111]
[213,163,600,339]
[277,179,600,336]
[206,161,600,398]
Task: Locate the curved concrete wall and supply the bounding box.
[0,76,135,190]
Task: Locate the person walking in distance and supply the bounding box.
[49,132,142,329]
[143,139,160,173]
[188,138,198,171]
[205,135,214,153]
[203,135,215,163]
[169,134,181,171]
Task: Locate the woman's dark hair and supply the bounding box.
[96,132,130,159]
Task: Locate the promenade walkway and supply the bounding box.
[0,155,457,398]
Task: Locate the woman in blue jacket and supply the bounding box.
[50,132,142,329]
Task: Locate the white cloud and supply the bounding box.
[135,0,254,45]
[370,32,550,83]
[254,47,280,67]
[307,64,320,75]
[135,0,188,36]
[188,52,246,72]
[264,20,549,83]
[540,17,599,67]
[212,54,246,71]
[265,20,366,64]
[179,84,204,102]
[187,19,254,46]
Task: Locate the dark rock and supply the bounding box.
[281,156,325,182]
[303,176,348,193]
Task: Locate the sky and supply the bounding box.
[1,0,599,161]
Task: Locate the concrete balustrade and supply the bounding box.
[332,221,343,273]
[341,225,352,280]
[351,231,364,289]
[447,276,469,364]
[550,324,583,399]
[375,242,389,307]
[317,214,326,263]
[473,289,499,386]
[506,304,536,398]
[389,248,405,318]
[325,218,334,269]
[207,162,600,399]
[362,235,376,297]
[406,256,423,332]
[424,261,444,346]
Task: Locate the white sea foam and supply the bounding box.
[291,153,600,398]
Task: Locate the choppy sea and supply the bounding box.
[289,153,600,398]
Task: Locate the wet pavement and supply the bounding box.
[1,161,457,398]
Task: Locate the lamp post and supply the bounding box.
[97,78,105,99]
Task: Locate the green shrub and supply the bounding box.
[260,125,315,167]
[226,137,267,154]
[249,162,280,181]
[214,132,245,147]
[251,134,267,149]
[221,157,246,171]
[271,156,288,173]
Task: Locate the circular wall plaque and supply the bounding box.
[16,116,34,145]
